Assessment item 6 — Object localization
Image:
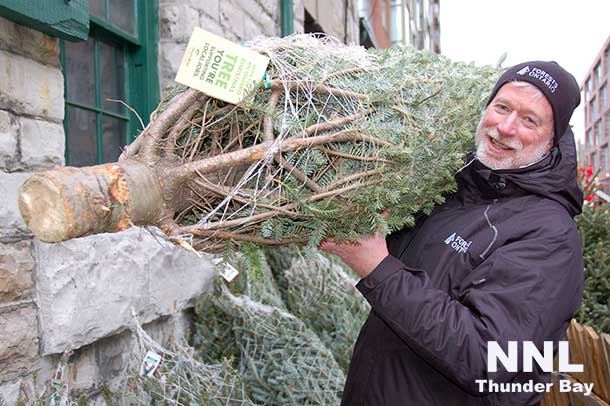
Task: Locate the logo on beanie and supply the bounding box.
[517,65,559,93]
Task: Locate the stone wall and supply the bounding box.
[0,15,63,403]
[0,14,215,405]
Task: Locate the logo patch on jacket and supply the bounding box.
[444,232,472,254]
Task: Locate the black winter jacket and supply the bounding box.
[341,129,585,406]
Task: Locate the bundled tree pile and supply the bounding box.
[119,314,256,406]
[116,249,361,405]
[18,35,498,253]
[264,247,369,371]
[192,250,350,405]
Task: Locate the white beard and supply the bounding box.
[475,124,552,170]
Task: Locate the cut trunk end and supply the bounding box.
[18,160,165,242]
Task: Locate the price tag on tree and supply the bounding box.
[212,257,240,283]
[139,350,162,378]
[175,27,270,104]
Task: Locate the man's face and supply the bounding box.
[475,82,554,170]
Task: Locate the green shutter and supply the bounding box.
[0,0,89,41]
[128,0,160,141]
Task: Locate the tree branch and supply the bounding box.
[264,91,281,142]
[183,179,382,233]
[315,146,392,163]
[274,154,322,193]
[140,89,204,162]
[280,129,393,149]
[270,80,368,101]
[303,110,371,136]
[185,228,306,246]
[190,176,298,216]
[170,130,392,182]
[309,179,382,202]
[168,130,393,183]
[324,168,383,190]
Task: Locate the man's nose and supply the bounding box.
[497,112,518,136]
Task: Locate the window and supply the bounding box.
[602,84,608,110]
[585,78,592,98]
[61,0,159,166]
[595,120,603,146]
[590,152,597,169]
[606,47,610,74]
[586,129,592,148]
[594,62,602,88]
[601,145,608,173]
[90,0,136,37]
[590,97,597,122]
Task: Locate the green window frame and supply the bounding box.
[0,0,89,41]
[60,0,159,166]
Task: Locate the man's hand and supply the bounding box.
[319,233,389,279]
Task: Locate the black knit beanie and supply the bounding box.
[486,61,581,141]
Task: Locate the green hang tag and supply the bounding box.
[263,71,272,89]
[175,27,270,104]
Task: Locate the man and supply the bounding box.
[321,61,584,405]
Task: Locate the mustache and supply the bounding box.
[481,127,522,150]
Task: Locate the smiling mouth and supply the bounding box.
[489,136,514,151]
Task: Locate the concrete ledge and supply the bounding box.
[0,16,60,67]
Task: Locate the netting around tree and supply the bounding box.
[120,313,255,406]
[193,250,348,405]
[264,248,369,372]
[143,35,498,251]
[18,34,500,254]
[218,286,345,405]
[286,255,368,373]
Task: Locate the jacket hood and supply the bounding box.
[456,127,584,217]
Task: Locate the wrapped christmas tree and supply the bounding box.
[18,34,498,252]
[194,250,346,405]
[264,248,369,372]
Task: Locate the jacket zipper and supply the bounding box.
[480,200,498,260]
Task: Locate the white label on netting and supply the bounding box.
[175,27,270,104]
[139,350,162,378]
[219,262,240,282]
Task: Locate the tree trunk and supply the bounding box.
[19,160,166,242]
